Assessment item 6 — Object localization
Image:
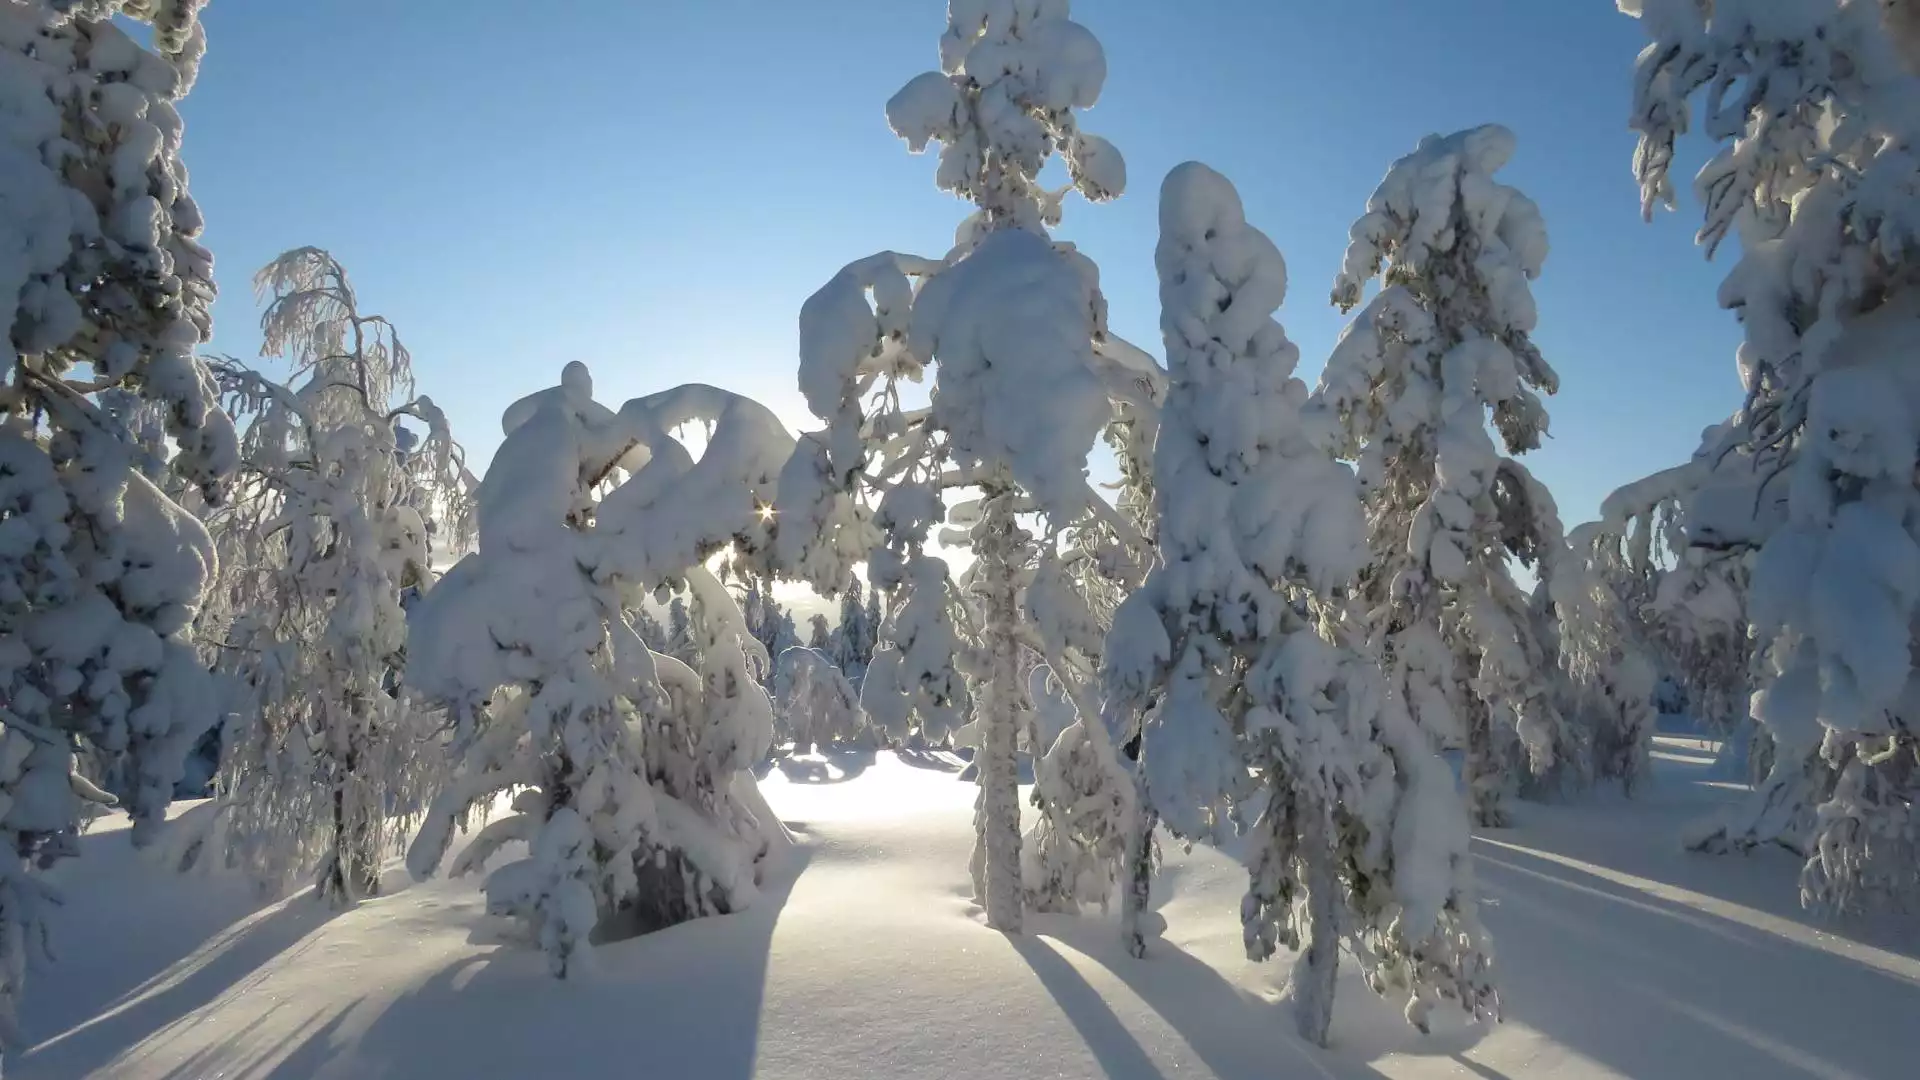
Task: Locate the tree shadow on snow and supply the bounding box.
[1011,936,1171,1080]
[320,846,817,1080]
[19,824,272,1032]
[14,893,342,1080]
[124,999,359,1080]
[775,746,876,785]
[957,753,1035,785]
[1496,794,1920,959]
[1469,836,1920,1080]
[890,748,964,773]
[1025,916,1407,1080]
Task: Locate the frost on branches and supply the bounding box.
[0,0,235,1049]
[774,0,1152,933]
[405,363,790,976]
[1104,163,1494,1046]
[189,249,475,905]
[1622,0,1920,910]
[1309,124,1578,827]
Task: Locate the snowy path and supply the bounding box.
[15,741,1920,1079]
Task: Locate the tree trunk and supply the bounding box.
[974,479,1025,933]
[1293,820,1340,1048]
[344,764,380,898]
[1120,727,1155,958]
[541,747,587,980]
[320,704,381,905]
[321,771,352,904]
[1749,720,1776,788]
[1465,692,1508,828]
[1122,791,1157,958]
[969,782,989,908]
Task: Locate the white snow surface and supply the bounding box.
[14,744,1920,1079]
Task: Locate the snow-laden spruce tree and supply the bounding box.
[668,594,698,664]
[897,0,1154,930]
[776,0,1151,932]
[1106,163,1496,1046]
[1547,524,1660,794]
[1017,324,1164,919]
[845,477,974,753]
[740,577,798,691]
[634,604,670,654]
[1588,429,1760,746]
[775,645,869,753]
[0,0,236,1048]
[405,363,791,975]
[831,576,877,684]
[1552,408,1785,801]
[1309,124,1577,827]
[191,248,475,903]
[863,585,884,655]
[1018,495,1158,917]
[1621,0,1920,908]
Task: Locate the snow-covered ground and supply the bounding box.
[14,737,1919,1079]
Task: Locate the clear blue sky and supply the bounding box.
[184,0,1741,533]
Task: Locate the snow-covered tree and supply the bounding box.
[775,0,1151,933]
[1016,325,1165,921]
[634,603,670,655]
[1620,0,1920,908]
[1309,124,1577,827]
[667,594,697,664]
[1027,664,1080,756]
[405,364,791,975]
[1555,406,1793,799]
[806,612,831,653]
[774,646,869,753]
[1596,431,1760,745]
[739,577,791,691]
[854,482,973,752]
[897,0,1154,933]
[831,576,876,683]
[863,585,884,656]
[740,578,768,646]
[1018,496,1157,917]
[1107,163,1495,1045]
[1548,524,1660,794]
[192,248,475,904]
[0,0,236,1048]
